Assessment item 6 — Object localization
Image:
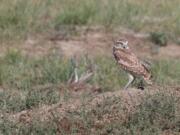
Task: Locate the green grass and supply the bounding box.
[0,88,60,112]
[0,50,179,91]
[152,60,180,85]
[0,51,179,113]
[55,0,98,26]
[0,50,73,90]
[0,0,52,40]
[0,0,180,41]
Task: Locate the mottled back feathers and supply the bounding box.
[113,40,152,85]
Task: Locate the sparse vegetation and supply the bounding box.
[126,93,180,134]
[0,0,180,134]
[1,92,180,135]
[0,0,180,40]
[0,50,179,134]
[0,51,179,91]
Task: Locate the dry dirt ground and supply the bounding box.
[3,27,180,131]
[9,86,180,123]
[2,27,180,59]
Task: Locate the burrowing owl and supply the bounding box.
[113,39,152,90]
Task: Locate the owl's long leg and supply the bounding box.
[68,57,79,84]
[124,73,135,90]
[74,67,79,83]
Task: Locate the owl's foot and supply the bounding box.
[137,80,145,90]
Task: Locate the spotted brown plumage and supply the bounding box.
[113,40,152,89]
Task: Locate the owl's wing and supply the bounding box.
[114,50,151,76]
[140,59,152,72]
[113,50,135,64]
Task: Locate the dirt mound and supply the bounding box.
[9,85,180,124]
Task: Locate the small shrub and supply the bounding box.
[150,32,168,46]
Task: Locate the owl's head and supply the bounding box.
[113,39,129,50]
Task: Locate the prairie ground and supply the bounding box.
[0,0,180,135]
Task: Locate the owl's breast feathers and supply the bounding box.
[113,48,151,80]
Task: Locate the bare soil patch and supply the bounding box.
[1,27,180,60]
